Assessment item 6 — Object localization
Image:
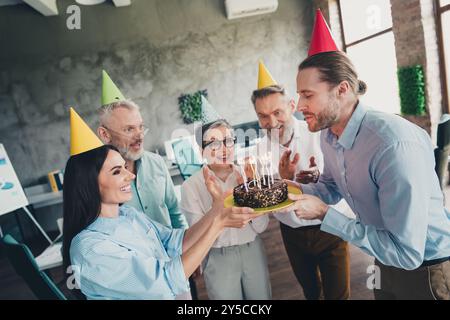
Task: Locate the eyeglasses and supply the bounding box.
[203,137,237,150]
[103,124,149,139]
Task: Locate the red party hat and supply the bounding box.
[308,9,339,57]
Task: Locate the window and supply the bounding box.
[338,0,400,114]
[437,0,450,113]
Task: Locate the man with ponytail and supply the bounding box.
[283,10,450,300]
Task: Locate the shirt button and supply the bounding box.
[145,206,148,210]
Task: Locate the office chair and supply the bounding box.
[1,234,66,300]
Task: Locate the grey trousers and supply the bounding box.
[374,259,450,300]
[202,235,272,300]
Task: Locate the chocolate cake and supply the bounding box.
[233,177,288,208]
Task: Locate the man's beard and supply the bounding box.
[116,140,144,161]
[268,121,295,146]
[306,97,340,132]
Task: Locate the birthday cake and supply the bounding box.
[233,177,288,208]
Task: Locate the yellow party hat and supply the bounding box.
[257,60,277,89]
[70,107,103,156]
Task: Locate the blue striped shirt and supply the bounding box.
[302,103,450,270]
[70,205,189,299]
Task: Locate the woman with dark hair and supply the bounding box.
[63,137,258,299]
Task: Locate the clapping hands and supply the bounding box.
[295,156,320,184]
[278,149,299,180]
[279,150,320,184]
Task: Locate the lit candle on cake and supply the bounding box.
[248,156,262,190]
[259,154,271,188]
[236,158,249,192]
[267,151,274,185]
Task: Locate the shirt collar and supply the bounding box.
[86,205,130,235]
[135,156,143,173]
[291,117,302,139]
[326,102,367,150]
[132,155,144,186]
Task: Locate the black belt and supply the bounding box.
[420,256,449,267]
[280,222,321,230]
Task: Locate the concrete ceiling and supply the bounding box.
[0,0,131,16]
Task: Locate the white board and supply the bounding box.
[0,143,29,216]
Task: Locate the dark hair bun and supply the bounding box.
[358,80,367,95]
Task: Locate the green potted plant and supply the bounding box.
[397,65,426,116]
[178,89,208,124]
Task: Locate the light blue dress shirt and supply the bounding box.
[125,151,188,229]
[301,103,450,270]
[70,205,189,299]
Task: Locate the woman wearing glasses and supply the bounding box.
[180,119,272,300]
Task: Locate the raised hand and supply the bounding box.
[279,149,300,180]
[234,167,245,185]
[295,156,320,184]
[242,157,255,180]
[203,166,224,202]
[204,165,257,222]
[309,156,317,168]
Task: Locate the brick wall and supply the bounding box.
[313,0,330,21]
[419,0,444,140]
[391,0,426,67]
[312,0,344,50]
[391,0,442,140]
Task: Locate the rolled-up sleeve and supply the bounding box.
[149,219,186,257]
